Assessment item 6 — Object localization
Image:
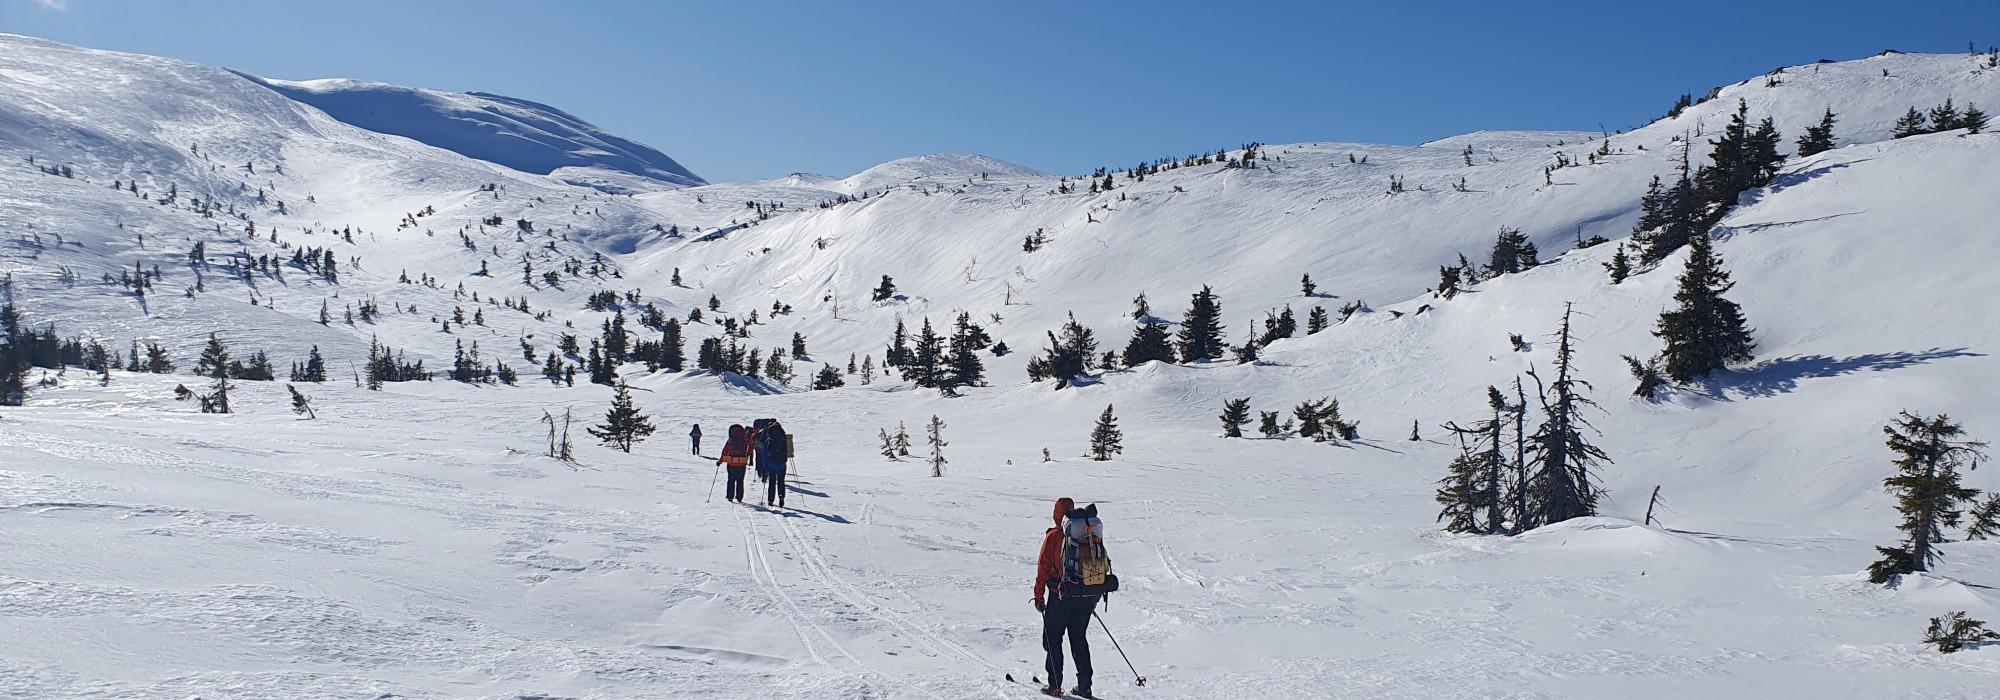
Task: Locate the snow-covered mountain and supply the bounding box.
[241,74,707,192]
[3,33,2000,698]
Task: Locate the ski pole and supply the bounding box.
[706,461,722,502]
[1092,611,1148,687]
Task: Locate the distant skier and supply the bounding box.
[1035,497,1104,699]
[758,420,790,508]
[690,423,702,456]
[718,424,750,503]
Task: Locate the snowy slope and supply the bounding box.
[4,33,2000,698]
[243,75,706,191]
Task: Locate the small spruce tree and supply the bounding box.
[1220,398,1251,438]
[587,380,656,453]
[1089,404,1124,460]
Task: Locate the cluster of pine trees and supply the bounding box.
[882,313,989,394]
[1892,99,1990,138]
[1436,307,1609,534]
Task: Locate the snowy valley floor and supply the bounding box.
[2,372,1996,699]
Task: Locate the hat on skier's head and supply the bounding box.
[728,424,745,440]
[1052,497,1074,526]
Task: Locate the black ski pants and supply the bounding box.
[724,467,746,502]
[1042,593,1095,692]
[765,470,787,507]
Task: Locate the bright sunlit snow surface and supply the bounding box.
[3,34,1998,698]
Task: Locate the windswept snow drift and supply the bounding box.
[3,33,1999,698]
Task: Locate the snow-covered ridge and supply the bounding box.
[242,74,706,191]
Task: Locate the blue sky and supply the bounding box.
[6,0,1995,183]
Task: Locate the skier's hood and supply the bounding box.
[1052,497,1074,527]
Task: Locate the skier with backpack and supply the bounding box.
[718,424,751,503]
[689,423,702,456]
[757,419,790,508]
[1033,498,1117,699]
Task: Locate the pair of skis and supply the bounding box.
[1002,673,1101,699]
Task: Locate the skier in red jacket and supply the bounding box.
[1034,497,1095,698]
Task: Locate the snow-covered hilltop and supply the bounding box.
[243,75,707,192]
[3,33,2000,698]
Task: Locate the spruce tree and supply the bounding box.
[1122,321,1175,367]
[1966,494,2000,541]
[1654,233,1754,382]
[1961,104,1989,134]
[1927,98,1962,132]
[1293,399,1326,440]
[873,275,898,302]
[791,332,808,359]
[1867,411,1986,583]
[894,421,912,457]
[1604,244,1632,284]
[1219,398,1251,437]
[1300,273,1317,297]
[1795,107,1837,157]
[945,318,986,390]
[1306,306,1329,334]
[1485,227,1530,277]
[661,319,685,372]
[886,318,911,367]
[926,415,948,477]
[1525,306,1609,528]
[910,317,946,388]
[1175,285,1226,363]
[1089,404,1124,460]
[0,302,26,406]
[880,429,898,460]
[813,363,845,390]
[1232,329,1261,364]
[587,380,655,453]
[1258,411,1281,438]
[1892,107,1929,138]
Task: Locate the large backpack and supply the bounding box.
[1059,504,1119,597]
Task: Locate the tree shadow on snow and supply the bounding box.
[1750,158,1863,201]
[752,504,850,524]
[786,483,830,498]
[1697,347,1984,400]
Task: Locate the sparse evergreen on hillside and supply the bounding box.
[1258,411,1281,438]
[813,363,844,390]
[1307,306,1329,334]
[0,302,29,406]
[1175,285,1226,363]
[1867,411,1986,584]
[1089,404,1123,461]
[1483,227,1535,277]
[1795,108,1838,157]
[1654,232,1755,382]
[587,380,655,453]
[1220,398,1251,438]
[1524,306,1609,529]
[1026,313,1097,389]
[1122,320,1175,367]
[872,275,898,302]
[926,415,947,477]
